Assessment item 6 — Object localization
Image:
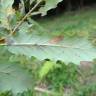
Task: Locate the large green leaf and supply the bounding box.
[7,21,96,64]
[0,61,33,93]
[0,47,33,93]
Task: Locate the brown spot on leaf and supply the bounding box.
[49,36,64,44]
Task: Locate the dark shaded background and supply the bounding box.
[13,0,96,16]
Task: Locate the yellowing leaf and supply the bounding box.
[6,8,15,16]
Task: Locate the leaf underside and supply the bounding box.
[7,22,96,64]
[0,61,33,93]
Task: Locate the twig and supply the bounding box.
[11,0,42,35]
[34,87,56,95]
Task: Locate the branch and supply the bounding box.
[34,87,57,95]
[11,0,42,35]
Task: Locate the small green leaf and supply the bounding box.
[39,61,58,79]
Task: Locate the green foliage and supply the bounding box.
[1,0,96,95]
[0,61,33,93]
[16,90,34,96]
[1,0,96,64]
[42,62,78,90]
[73,83,96,96]
[39,61,60,79]
[0,91,13,96]
[0,90,34,96]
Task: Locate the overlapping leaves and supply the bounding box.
[1,0,96,95]
[1,0,96,64]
